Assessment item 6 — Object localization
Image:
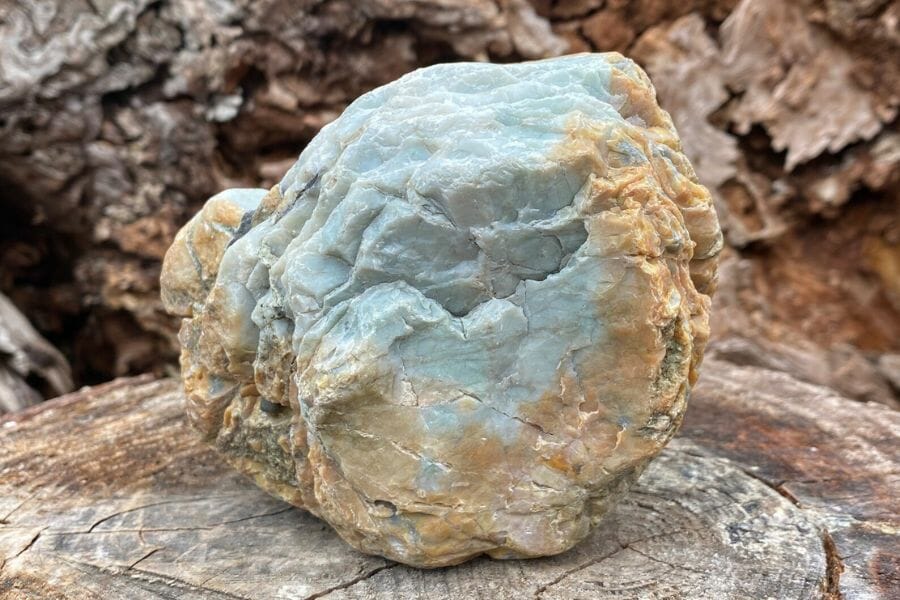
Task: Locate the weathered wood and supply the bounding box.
[0,359,896,599]
[0,293,72,413]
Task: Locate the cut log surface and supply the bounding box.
[0,359,896,599]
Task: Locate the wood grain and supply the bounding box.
[0,359,896,599]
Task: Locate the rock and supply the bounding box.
[160,53,722,567]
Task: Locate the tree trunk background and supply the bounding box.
[0,0,898,408]
[1,3,898,597]
[1,358,897,599]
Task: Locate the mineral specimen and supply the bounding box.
[161,53,722,567]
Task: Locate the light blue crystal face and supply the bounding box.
[164,53,721,566]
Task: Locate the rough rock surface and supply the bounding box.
[160,53,720,567]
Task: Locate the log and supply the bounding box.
[0,293,72,413]
[0,359,896,599]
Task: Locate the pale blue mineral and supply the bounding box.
[161,53,722,567]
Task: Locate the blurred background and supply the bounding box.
[0,0,897,412]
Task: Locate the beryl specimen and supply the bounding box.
[161,53,722,567]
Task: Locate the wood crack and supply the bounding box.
[85,496,246,532]
[735,466,802,507]
[125,564,253,600]
[533,544,627,598]
[302,563,398,599]
[56,555,253,600]
[126,547,161,570]
[822,530,844,599]
[533,511,800,597]
[0,490,37,524]
[2,527,44,572]
[62,505,294,536]
[627,546,708,575]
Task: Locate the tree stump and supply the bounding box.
[0,359,896,599]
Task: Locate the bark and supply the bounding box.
[0,358,896,598]
[0,292,71,413]
[0,0,898,405]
